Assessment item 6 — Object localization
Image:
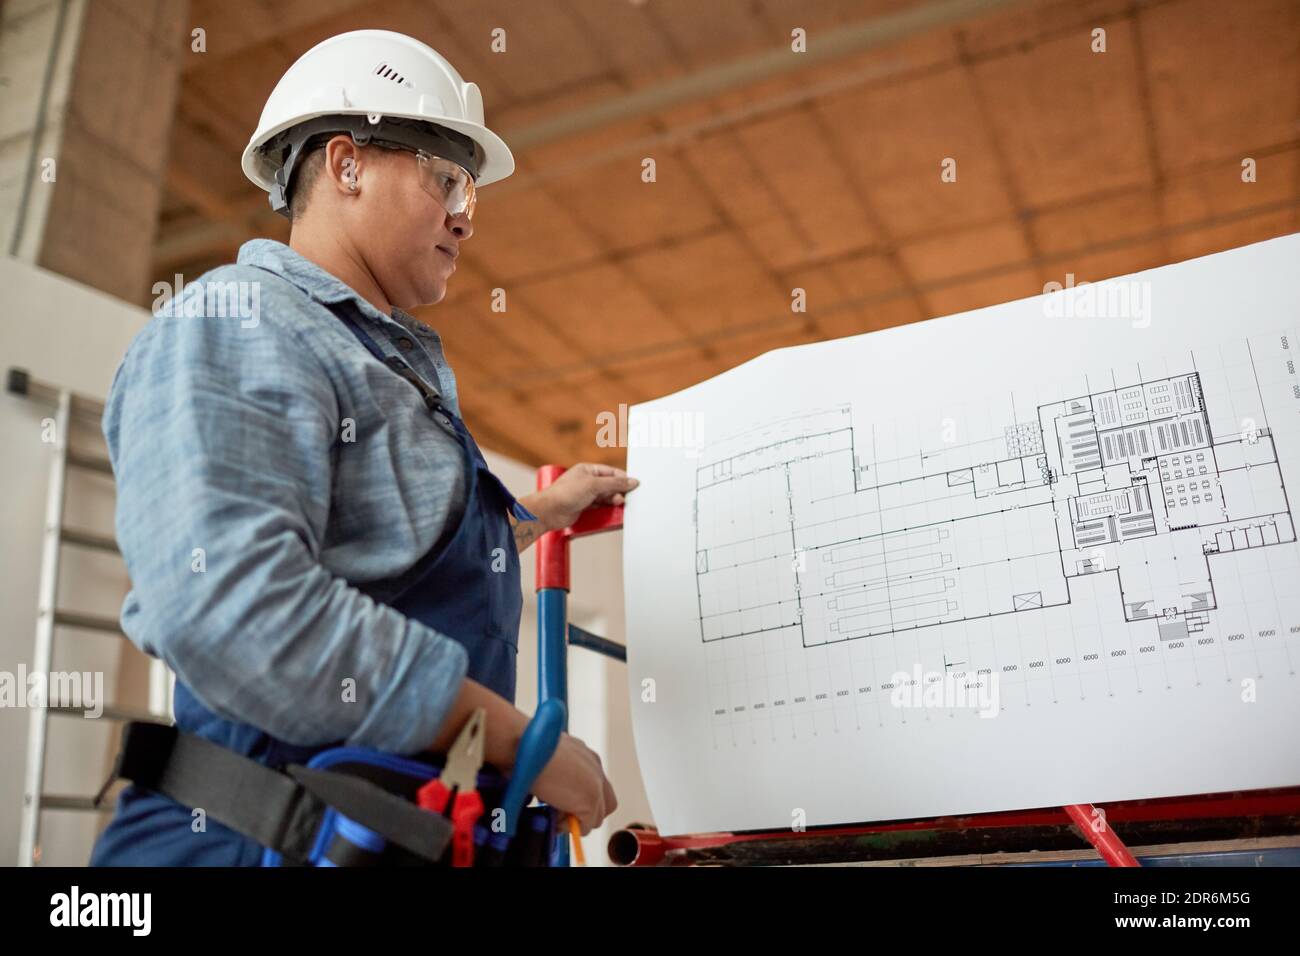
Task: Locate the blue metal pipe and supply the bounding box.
[537,587,569,720]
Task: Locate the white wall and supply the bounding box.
[0,254,652,866]
[0,254,150,865]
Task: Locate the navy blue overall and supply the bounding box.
[90,305,532,866]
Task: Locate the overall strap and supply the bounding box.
[332,304,537,525]
[333,307,449,415]
[234,260,452,417]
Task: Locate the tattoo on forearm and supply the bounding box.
[511,516,544,552]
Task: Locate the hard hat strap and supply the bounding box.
[265,114,484,218]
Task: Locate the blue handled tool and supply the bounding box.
[499,698,566,837]
[479,697,565,864]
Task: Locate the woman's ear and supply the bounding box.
[323,135,362,199]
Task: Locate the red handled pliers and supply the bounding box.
[417,707,486,867]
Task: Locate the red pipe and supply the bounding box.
[536,464,569,590]
[607,826,669,867]
[535,464,625,591]
[1063,803,1139,866]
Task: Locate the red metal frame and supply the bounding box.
[612,787,1300,865]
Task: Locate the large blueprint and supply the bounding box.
[624,234,1300,836]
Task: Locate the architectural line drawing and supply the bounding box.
[694,366,1295,649]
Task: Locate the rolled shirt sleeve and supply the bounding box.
[105,276,468,754]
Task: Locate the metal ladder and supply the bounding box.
[7,368,173,866]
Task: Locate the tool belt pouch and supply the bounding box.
[265,746,559,867]
[105,723,557,867]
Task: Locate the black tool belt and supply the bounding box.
[99,722,554,867]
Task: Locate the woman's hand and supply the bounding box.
[429,681,617,835]
[531,731,618,835]
[519,463,639,535]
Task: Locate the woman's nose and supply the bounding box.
[448,212,473,240]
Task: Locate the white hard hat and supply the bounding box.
[242,29,514,205]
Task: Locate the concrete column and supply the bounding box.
[0,0,189,304]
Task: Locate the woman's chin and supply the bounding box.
[411,276,448,308]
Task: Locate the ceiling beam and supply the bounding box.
[501,0,1034,151]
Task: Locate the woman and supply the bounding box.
[91,30,633,866]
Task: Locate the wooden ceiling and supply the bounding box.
[154,0,1300,467]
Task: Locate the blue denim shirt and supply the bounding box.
[104,239,478,754]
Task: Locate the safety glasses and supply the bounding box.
[415,149,477,221]
[352,138,480,220]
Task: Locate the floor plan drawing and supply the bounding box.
[624,234,1300,837]
[694,367,1295,652]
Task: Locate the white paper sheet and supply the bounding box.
[623,234,1300,836]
